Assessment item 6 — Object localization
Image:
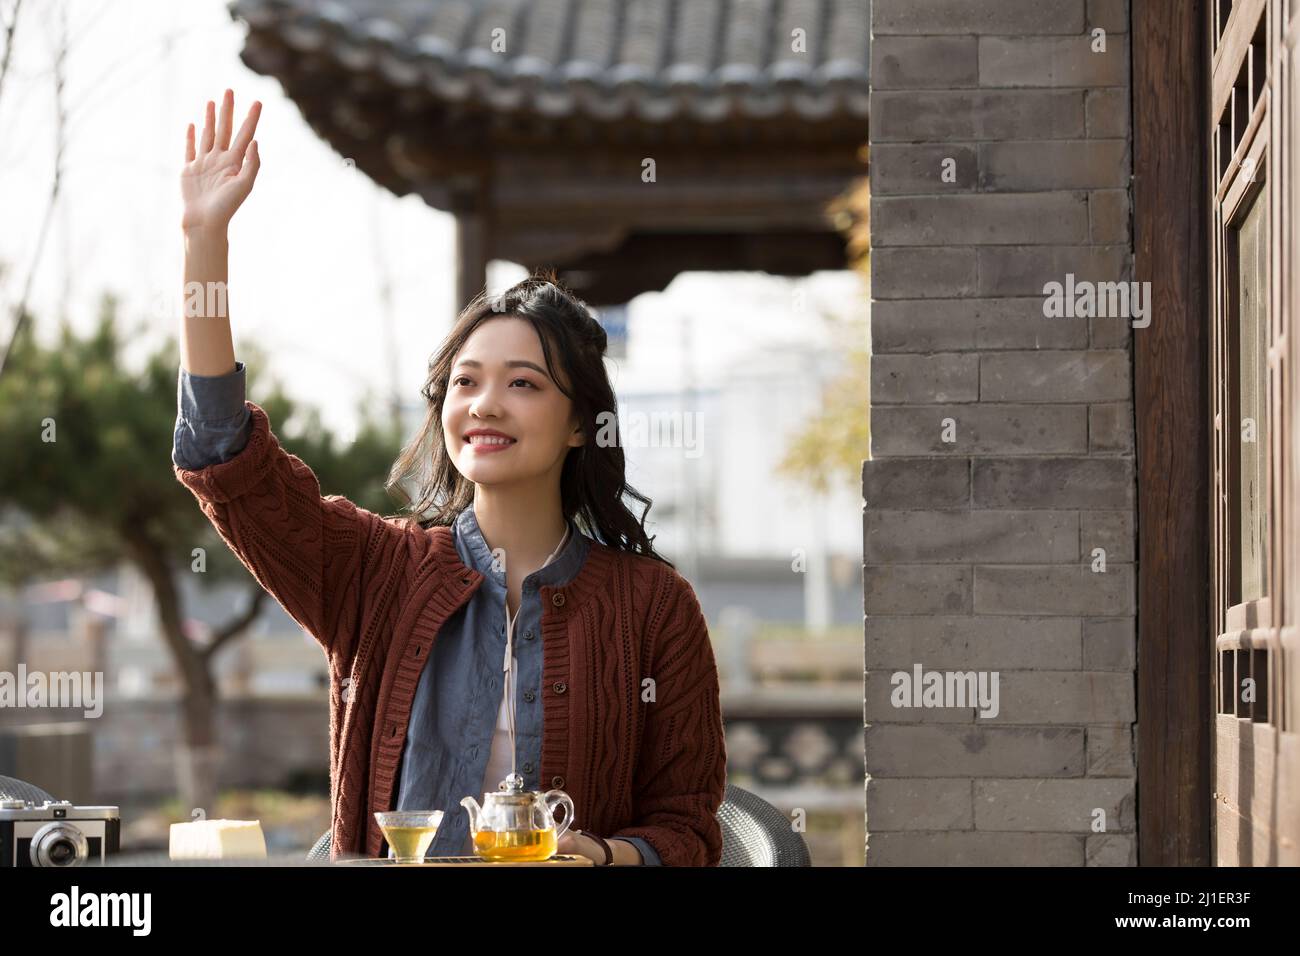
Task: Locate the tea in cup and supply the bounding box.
[374,810,444,863]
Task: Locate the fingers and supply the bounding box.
[238,139,260,187]
[229,99,262,160]
[216,88,234,152]
[195,91,251,165]
[199,99,215,154]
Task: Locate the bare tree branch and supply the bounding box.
[0,0,24,109]
[202,587,269,662]
[0,0,63,380]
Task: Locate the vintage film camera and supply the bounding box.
[0,776,119,866]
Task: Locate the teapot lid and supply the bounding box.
[487,771,534,804]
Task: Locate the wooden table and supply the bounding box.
[97,852,593,866]
[335,854,594,867]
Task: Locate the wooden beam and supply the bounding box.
[1132,0,1213,865]
[452,185,489,312]
[550,231,850,305]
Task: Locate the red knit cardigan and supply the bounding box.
[173,402,727,865]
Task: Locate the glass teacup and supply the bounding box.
[374,810,444,863]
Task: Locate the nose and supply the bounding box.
[467,379,504,420]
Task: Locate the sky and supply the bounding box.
[0,0,867,553]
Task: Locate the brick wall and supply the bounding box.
[864,0,1137,865]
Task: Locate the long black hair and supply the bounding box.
[385,269,672,566]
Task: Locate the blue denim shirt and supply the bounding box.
[173,362,661,865]
[172,361,253,470]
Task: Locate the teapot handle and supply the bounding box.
[544,790,575,838]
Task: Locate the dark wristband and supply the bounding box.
[575,829,613,866]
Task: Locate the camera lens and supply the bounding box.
[32,823,89,866]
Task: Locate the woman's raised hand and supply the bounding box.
[181,89,262,234]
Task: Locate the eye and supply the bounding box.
[452,375,536,388]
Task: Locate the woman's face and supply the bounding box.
[442,316,584,489]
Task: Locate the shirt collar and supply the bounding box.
[453,503,590,591]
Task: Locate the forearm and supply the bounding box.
[562,832,649,865]
[180,226,236,376]
[607,838,644,866]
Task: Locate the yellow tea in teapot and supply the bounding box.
[472,827,557,862]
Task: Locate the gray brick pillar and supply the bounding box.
[864,0,1137,865]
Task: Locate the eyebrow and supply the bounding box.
[453,358,550,378]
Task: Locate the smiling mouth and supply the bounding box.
[464,435,517,447]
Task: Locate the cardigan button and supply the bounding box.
[553,681,567,694]
[551,592,565,607]
[552,776,564,788]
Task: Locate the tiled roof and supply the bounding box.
[229,0,870,122]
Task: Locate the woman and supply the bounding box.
[173,90,727,865]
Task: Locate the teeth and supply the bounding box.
[468,435,514,445]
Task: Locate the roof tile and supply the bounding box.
[230,0,868,121]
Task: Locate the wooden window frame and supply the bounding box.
[1211,0,1286,737]
[1220,125,1271,635]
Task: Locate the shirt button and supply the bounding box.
[524,630,534,640]
[551,593,565,607]
[523,762,533,773]
[552,776,564,788]
[553,681,567,694]
[524,690,535,702]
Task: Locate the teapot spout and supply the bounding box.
[459,795,480,832]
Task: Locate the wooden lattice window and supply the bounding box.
[1211,0,1279,729]
[1231,179,1270,605]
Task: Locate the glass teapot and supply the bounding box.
[460,772,575,862]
